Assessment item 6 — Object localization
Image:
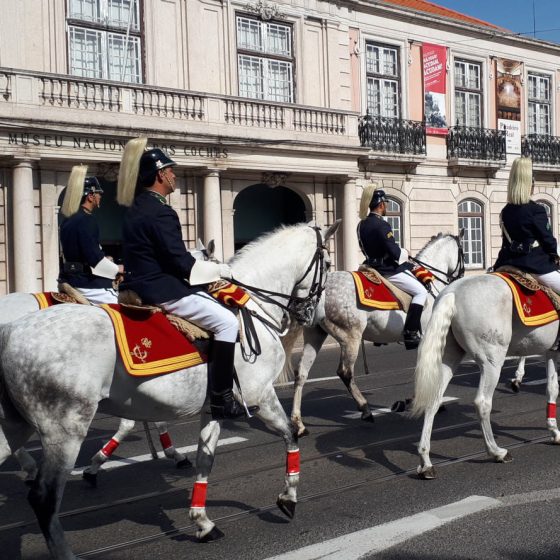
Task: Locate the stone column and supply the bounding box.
[12,160,38,292]
[203,169,223,260]
[342,176,359,271]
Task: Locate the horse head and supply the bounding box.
[414,232,465,288]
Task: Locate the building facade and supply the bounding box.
[1,0,560,294]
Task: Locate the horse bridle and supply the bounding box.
[409,234,465,287]
[231,226,328,327]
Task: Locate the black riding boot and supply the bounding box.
[403,303,424,350]
[209,340,255,420]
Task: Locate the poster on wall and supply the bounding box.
[423,43,448,135]
[498,118,521,154]
[496,58,522,154]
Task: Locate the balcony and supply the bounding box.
[0,68,360,152]
[358,113,426,175]
[446,125,506,180]
[522,134,560,178]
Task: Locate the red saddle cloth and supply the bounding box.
[100,304,206,376]
[492,272,559,326]
[32,292,63,309]
[351,271,401,310]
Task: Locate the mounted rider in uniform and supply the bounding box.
[357,185,428,350]
[59,165,122,304]
[117,137,256,420]
[494,156,560,292]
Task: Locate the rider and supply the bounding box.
[59,165,122,304]
[117,137,255,420]
[357,184,428,350]
[494,156,560,292]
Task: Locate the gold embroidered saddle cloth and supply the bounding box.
[351,265,411,312]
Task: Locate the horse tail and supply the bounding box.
[276,323,303,384]
[411,293,456,418]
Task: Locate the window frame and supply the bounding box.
[66,0,144,84]
[383,197,403,247]
[453,58,484,128]
[457,199,485,269]
[527,71,553,136]
[364,41,401,119]
[235,13,295,103]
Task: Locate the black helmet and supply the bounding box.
[83,176,104,196]
[138,148,176,182]
[370,189,388,209]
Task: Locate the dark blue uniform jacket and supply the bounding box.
[494,201,558,275]
[59,208,113,289]
[121,191,200,304]
[358,213,410,276]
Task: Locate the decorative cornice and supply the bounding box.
[262,171,289,187]
[245,0,282,21]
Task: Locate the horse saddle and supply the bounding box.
[492,266,560,327]
[353,265,411,312]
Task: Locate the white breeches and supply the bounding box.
[77,287,118,304]
[386,271,428,306]
[161,292,238,343]
[535,270,560,294]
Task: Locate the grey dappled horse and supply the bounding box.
[0,243,217,484]
[0,222,339,560]
[411,273,560,480]
[283,233,464,437]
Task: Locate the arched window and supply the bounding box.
[537,201,553,230]
[458,200,484,268]
[384,197,403,246]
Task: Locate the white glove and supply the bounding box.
[397,248,409,265]
[219,264,232,279]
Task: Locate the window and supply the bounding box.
[365,43,400,118]
[384,198,403,246]
[236,15,294,102]
[458,200,484,268]
[454,60,482,127]
[528,73,551,135]
[67,0,142,83]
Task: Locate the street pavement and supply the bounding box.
[1,343,559,559]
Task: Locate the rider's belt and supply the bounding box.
[63,261,91,274]
[509,240,540,255]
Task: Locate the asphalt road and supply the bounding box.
[1,342,560,560]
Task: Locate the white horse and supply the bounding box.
[0,221,338,560]
[411,274,560,480]
[283,232,464,437]
[0,242,217,484]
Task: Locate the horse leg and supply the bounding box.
[291,325,328,437]
[154,421,193,469]
[29,429,92,560]
[14,447,38,483]
[336,336,372,421]
[510,356,526,393]
[544,352,560,444]
[83,417,136,487]
[189,413,224,542]
[475,358,511,463]
[418,341,463,479]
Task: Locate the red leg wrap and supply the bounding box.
[159,431,172,450]
[101,438,120,458]
[547,402,557,420]
[286,449,300,475]
[191,481,208,508]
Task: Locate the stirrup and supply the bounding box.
[210,390,259,420]
[403,330,421,350]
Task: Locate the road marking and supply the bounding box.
[342,396,458,420]
[263,495,501,560]
[70,436,247,475]
[523,378,547,386]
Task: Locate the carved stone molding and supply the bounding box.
[262,172,289,187]
[96,162,119,182]
[245,0,281,20]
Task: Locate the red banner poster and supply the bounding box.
[423,43,448,135]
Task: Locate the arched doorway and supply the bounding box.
[233,184,307,251]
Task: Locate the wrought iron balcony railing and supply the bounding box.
[522,134,560,166]
[447,125,506,161]
[358,113,426,155]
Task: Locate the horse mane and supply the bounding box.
[416,232,455,259]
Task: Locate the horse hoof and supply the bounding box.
[361,410,374,422]
[176,457,194,470]
[82,471,97,488]
[198,526,225,543]
[296,428,309,438]
[495,452,513,463]
[276,497,296,519]
[417,466,437,480]
[391,400,406,413]
[510,380,520,393]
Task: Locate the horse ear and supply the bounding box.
[206,239,216,259]
[324,219,341,241]
[458,227,465,240]
[195,238,205,251]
